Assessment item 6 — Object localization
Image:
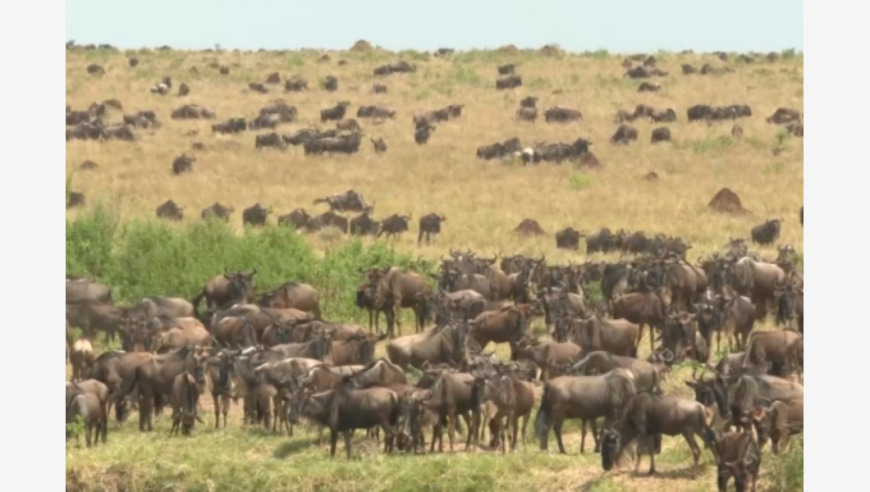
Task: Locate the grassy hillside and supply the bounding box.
[65,43,803,492]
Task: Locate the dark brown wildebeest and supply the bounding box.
[256,281,321,318]
[651,127,671,144]
[600,392,718,479]
[156,200,184,221]
[320,101,350,122]
[212,118,247,134]
[568,316,639,358]
[285,78,308,92]
[172,154,195,175]
[313,189,373,213]
[535,368,638,455]
[497,63,515,75]
[171,104,216,119]
[308,210,349,233]
[766,108,801,125]
[657,258,709,313]
[372,83,388,94]
[114,346,210,432]
[192,268,257,318]
[638,82,660,92]
[496,74,522,90]
[248,82,269,94]
[476,138,522,160]
[287,383,401,458]
[357,105,395,119]
[650,108,677,123]
[201,202,234,221]
[568,351,661,393]
[129,57,138,67]
[519,96,538,108]
[66,279,112,304]
[87,63,105,75]
[371,137,387,153]
[544,106,582,123]
[80,160,99,171]
[242,203,272,227]
[682,63,698,74]
[66,386,107,447]
[415,122,435,144]
[377,214,412,240]
[255,132,287,150]
[336,119,361,132]
[613,291,665,353]
[467,304,533,358]
[624,66,668,78]
[169,369,204,435]
[385,322,468,370]
[249,112,281,130]
[659,312,710,365]
[611,124,639,145]
[206,350,236,429]
[355,282,389,334]
[774,282,803,334]
[349,212,381,236]
[514,218,544,236]
[414,368,477,453]
[265,72,281,84]
[742,329,803,378]
[586,228,617,254]
[786,122,803,137]
[750,218,782,245]
[371,267,432,337]
[511,336,583,381]
[178,83,190,96]
[728,256,786,318]
[516,106,538,121]
[418,213,446,245]
[278,208,311,230]
[66,301,126,341]
[750,396,802,455]
[555,227,583,250]
[714,429,762,492]
[724,374,804,430]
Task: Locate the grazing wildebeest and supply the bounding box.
[638,82,660,92]
[308,210,349,233]
[320,101,350,122]
[714,429,762,492]
[555,227,583,250]
[242,203,272,227]
[601,392,718,479]
[212,118,247,134]
[418,213,446,244]
[349,212,381,236]
[544,106,582,123]
[172,154,195,175]
[201,202,234,221]
[278,208,311,230]
[249,82,269,94]
[378,214,412,240]
[357,105,396,119]
[66,386,107,447]
[766,108,801,125]
[156,200,184,221]
[255,132,287,150]
[611,124,639,145]
[169,369,204,435]
[371,137,387,153]
[285,78,308,92]
[496,75,522,90]
[249,113,281,130]
[372,83,388,94]
[651,127,671,143]
[750,219,782,245]
[516,106,538,121]
[497,63,515,75]
[535,369,638,454]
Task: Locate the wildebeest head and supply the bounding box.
[600,428,622,471]
[660,312,698,363]
[224,267,257,303]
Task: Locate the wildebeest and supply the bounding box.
[750,396,803,455]
[750,219,782,245]
[766,108,801,125]
[172,154,195,175]
[476,137,522,160]
[415,122,435,144]
[468,304,533,359]
[321,101,350,122]
[611,124,639,145]
[212,117,247,134]
[496,75,522,90]
[308,210,350,233]
[249,82,269,94]
[638,82,660,92]
[371,137,387,153]
[322,75,338,91]
[285,78,308,92]
[544,106,582,123]
[249,113,281,130]
[714,429,762,491]
[192,268,258,317]
[303,132,363,155]
[278,208,311,230]
[742,329,803,378]
[314,190,372,213]
[371,267,432,338]
[255,132,287,150]
[169,370,204,435]
[265,72,281,84]
[66,278,112,304]
[349,212,381,236]
[555,227,583,250]
[651,127,671,143]
[514,219,545,236]
[612,291,665,353]
[516,106,538,121]
[201,202,234,221]
[535,368,638,454]
[372,83,388,94]
[66,385,107,447]
[568,316,639,358]
[728,256,786,318]
[418,213,446,245]
[497,64,515,75]
[178,83,190,96]
[70,338,96,381]
[242,203,272,227]
[171,104,216,119]
[357,105,395,119]
[156,200,184,221]
[601,392,718,478]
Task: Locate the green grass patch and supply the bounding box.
[569,173,595,190]
[690,136,733,154]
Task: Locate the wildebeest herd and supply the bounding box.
[67,44,802,490]
[66,226,803,490]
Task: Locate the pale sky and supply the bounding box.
[66,0,803,53]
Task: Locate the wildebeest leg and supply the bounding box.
[554,419,567,454]
[636,323,645,352]
[683,431,701,479]
[591,418,601,453]
[580,420,588,454]
[221,394,231,429]
[521,413,530,446]
[329,429,339,457]
[212,393,221,429]
[85,421,93,448]
[447,410,456,452]
[344,430,353,459]
[139,388,152,432]
[394,298,403,338]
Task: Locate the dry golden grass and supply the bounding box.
[65,47,803,491]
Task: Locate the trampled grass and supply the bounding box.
[65,44,803,491]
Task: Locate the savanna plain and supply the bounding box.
[65,41,803,492]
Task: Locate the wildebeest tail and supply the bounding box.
[534,386,551,442]
[701,423,718,461]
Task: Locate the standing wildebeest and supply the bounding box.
[385,322,469,371]
[313,189,373,213]
[535,369,638,455]
[496,75,522,90]
[750,219,782,245]
[322,75,338,91]
[66,387,107,447]
[418,213,446,244]
[308,210,349,233]
[70,338,96,381]
[378,214,412,240]
[714,429,762,492]
[67,279,112,304]
[651,127,671,143]
[468,305,533,358]
[278,208,311,230]
[544,106,582,123]
[320,101,350,122]
[371,137,388,153]
[156,200,184,221]
[66,301,126,341]
[568,316,639,358]
[568,351,662,394]
[497,63,515,75]
[601,392,718,479]
[742,329,803,378]
[356,282,390,335]
[192,268,257,318]
[415,121,435,144]
[751,396,803,455]
[611,124,639,145]
[255,132,287,149]
[206,350,236,429]
[612,291,665,353]
[169,369,205,435]
[372,267,432,337]
[349,212,381,236]
[555,227,583,250]
[256,281,321,318]
[201,202,234,221]
[728,256,786,319]
[242,203,272,227]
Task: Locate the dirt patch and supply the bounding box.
[708,187,748,214]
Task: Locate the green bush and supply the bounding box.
[66,207,429,322]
